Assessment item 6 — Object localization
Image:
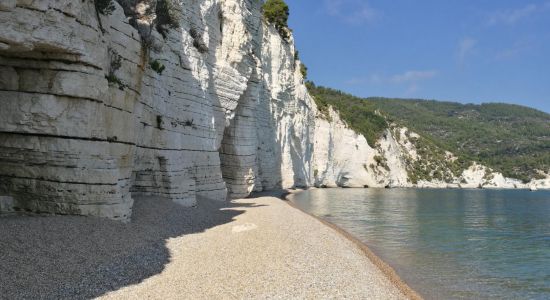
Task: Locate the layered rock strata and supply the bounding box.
[0,0,547,219]
[0,0,316,219]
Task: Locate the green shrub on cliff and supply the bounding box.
[150,59,165,75]
[95,0,115,15]
[262,0,290,39]
[156,0,181,37]
[300,63,308,79]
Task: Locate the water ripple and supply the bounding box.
[290,188,550,300]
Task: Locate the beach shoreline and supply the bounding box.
[1,191,416,299]
[283,189,422,300]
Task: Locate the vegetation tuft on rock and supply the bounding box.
[96,0,115,15]
[106,48,125,90]
[300,63,308,79]
[156,0,181,37]
[150,59,166,74]
[189,28,209,53]
[262,0,290,39]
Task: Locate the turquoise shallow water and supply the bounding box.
[289,188,550,299]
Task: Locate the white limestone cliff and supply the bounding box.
[311,109,412,188]
[0,0,319,219]
[0,0,546,219]
[528,174,550,190]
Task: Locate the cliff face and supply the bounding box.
[312,109,410,189]
[0,1,546,219]
[0,0,319,219]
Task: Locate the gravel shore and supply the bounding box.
[1,193,408,299]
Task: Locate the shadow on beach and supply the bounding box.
[0,196,263,299]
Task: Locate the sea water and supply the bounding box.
[289,188,550,299]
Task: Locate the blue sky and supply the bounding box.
[288,0,550,113]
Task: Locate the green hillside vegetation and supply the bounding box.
[306,83,550,182]
[372,99,550,182]
[306,82,387,146]
[396,129,472,184]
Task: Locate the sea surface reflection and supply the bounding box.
[289,188,550,299]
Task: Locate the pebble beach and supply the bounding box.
[1,193,413,299]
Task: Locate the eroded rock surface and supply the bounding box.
[0,0,317,219]
[1,0,547,219]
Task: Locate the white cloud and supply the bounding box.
[390,70,438,83]
[345,74,382,85]
[345,70,437,96]
[346,70,437,86]
[324,0,380,25]
[390,70,437,96]
[494,39,534,60]
[457,37,477,63]
[488,3,550,25]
